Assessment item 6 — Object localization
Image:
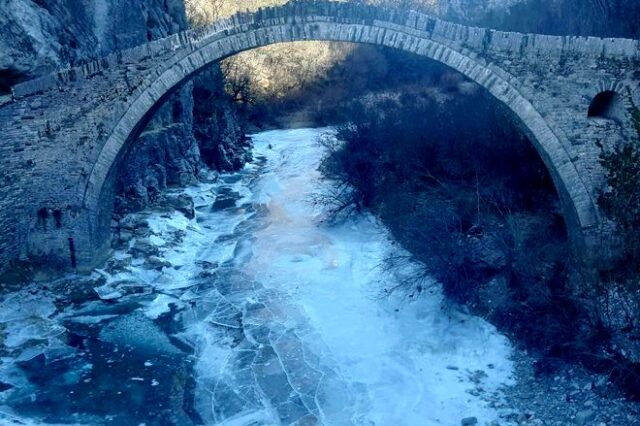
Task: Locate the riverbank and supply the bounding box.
[500,348,639,425]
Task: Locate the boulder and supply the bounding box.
[468,235,508,270]
[94,284,124,301]
[131,238,160,258]
[146,256,173,270]
[165,193,196,219]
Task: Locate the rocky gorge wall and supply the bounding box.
[0,0,188,92]
[114,66,250,217]
[0,0,249,265]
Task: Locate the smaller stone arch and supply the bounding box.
[588,90,626,122]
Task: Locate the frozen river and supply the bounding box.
[0,128,514,425]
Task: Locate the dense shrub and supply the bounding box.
[321,89,560,228]
[318,86,602,361]
[319,86,640,399]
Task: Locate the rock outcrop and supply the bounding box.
[114,83,202,214]
[193,66,252,172]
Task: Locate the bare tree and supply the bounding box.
[220,60,258,104]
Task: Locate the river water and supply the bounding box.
[0,128,514,425]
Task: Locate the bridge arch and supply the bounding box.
[80,4,600,265]
[588,91,626,122]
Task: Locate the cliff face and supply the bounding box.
[0,0,249,220]
[114,68,252,215]
[0,0,187,91]
[114,83,203,214]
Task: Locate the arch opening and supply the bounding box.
[588,90,625,122]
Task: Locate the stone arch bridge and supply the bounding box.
[0,0,639,271]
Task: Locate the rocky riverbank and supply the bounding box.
[496,349,640,426]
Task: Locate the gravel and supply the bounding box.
[489,348,640,425]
